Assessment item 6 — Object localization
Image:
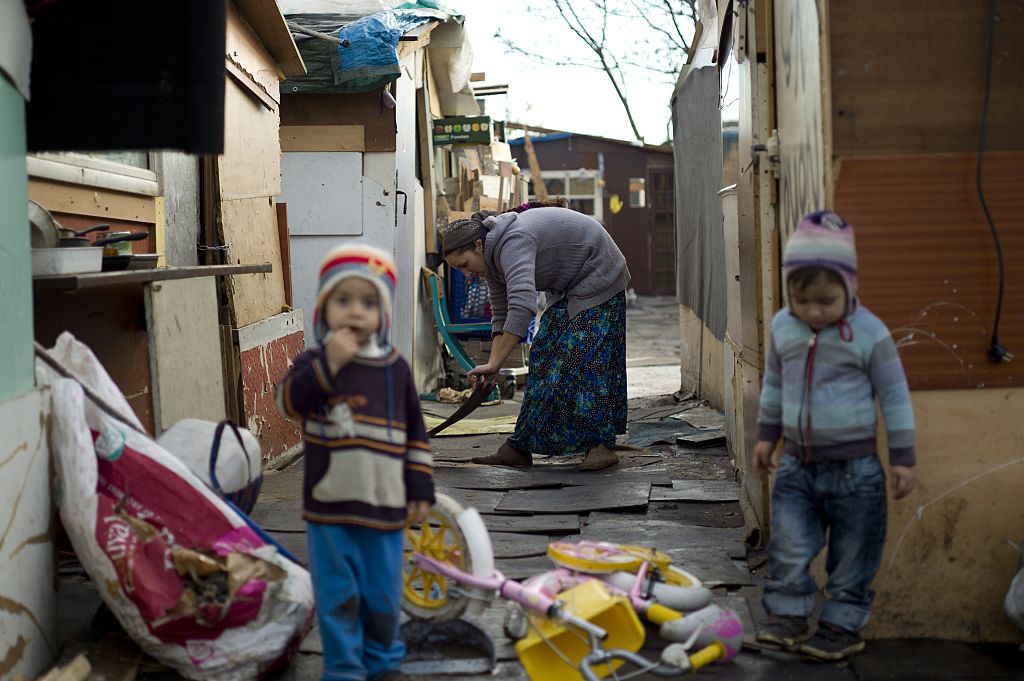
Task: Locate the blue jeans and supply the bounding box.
[307,523,405,681]
[762,453,887,633]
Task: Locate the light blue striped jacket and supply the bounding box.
[756,302,916,467]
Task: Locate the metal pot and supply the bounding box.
[58,224,110,247]
[29,199,60,249]
[93,231,148,254]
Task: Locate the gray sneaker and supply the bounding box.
[756,615,811,648]
[798,623,865,660]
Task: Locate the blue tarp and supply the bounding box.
[283,2,461,94]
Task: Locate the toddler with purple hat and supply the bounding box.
[752,211,918,660]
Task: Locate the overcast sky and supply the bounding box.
[448,0,739,144]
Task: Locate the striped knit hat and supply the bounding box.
[783,210,858,312]
[313,243,397,348]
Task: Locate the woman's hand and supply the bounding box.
[407,500,432,524]
[467,363,499,388]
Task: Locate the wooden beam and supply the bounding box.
[522,133,548,201]
[29,179,156,223]
[233,0,306,76]
[396,21,438,60]
[280,124,365,152]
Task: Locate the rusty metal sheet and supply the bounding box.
[488,532,550,559]
[480,514,579,534]
[650,480,740,502]
[495,483,651,514]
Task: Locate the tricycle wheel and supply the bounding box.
[402,493,472,622]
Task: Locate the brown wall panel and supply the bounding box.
[830,0,1024,155]
[281,92,397,152]
[834,152,1024,390]
[510,136,675,294]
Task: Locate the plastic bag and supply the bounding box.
[157,418,262,513]
[36,333,314,680]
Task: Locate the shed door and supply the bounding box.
[649,167,676,295]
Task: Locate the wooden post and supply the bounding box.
[522,132,548,201]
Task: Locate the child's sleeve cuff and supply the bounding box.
[757,423,782,442]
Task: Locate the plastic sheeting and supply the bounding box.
[671,65,727,339]
[282,2,460,94]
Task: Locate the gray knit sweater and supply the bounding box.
[482,208,631,337]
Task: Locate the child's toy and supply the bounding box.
[402,494,743,681]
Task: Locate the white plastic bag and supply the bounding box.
[37,333,314,680]
[157,418,261,496]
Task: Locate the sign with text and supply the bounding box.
[433,116,492,145]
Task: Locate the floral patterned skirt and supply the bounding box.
[507,292,627,455]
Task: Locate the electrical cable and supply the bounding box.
[977,0,1010,363]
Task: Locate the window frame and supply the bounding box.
[525,169,604,223]
[27,152,159,196]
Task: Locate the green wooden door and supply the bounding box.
[0,75,33,401]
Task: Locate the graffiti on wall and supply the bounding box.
[775,0,826,237]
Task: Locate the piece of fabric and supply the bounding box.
[762,453,888,633]
[507,293,626,455]
[783,211,859,315]
[757,303,916,467]
[314,243,397,345]
[671,64,726,338]
[308,522,405,680]
[277,350,435,528]
[482,208,630,338]
[438,218,484,253]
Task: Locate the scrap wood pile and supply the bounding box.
[437,141,528,227]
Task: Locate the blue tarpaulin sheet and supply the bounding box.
[283,1,460,94]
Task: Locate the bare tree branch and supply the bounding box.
[498,0,697,142]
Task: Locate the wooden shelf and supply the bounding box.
[33,263,273,292]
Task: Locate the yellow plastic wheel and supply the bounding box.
[401,493,472,622]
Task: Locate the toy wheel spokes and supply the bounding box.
[402,494,471,622]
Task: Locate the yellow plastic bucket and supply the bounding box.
[514,580,645,681]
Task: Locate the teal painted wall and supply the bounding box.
[0,76,33,402]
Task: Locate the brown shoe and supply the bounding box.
[471,442,532,467]
[579,444,618,471]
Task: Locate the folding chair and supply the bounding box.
[421,268,529,397]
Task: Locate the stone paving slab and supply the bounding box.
[650,479,740,502]
[479,513,580,534]
[496,482,652,514]
[488,531,550,558]
[580,514,748,559]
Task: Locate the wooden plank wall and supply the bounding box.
[830,0,1024,156]
[217,5,287,328]
[281,92,397,152]
[146,277,226,433]
[835,152,1024,390]
[220,197,287,327]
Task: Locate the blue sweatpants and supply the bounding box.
[307,522,406,681]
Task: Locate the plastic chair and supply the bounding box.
[422,267,492,374]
